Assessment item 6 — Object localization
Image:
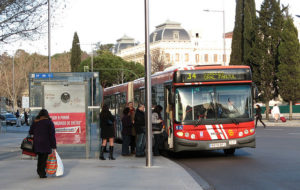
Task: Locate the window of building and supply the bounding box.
[173,31,179,40]
[223,54,227,62]
[205,54,209,62]
[165,53,170,62]
[214,54,218,62]
[176,53,180,62]
[195,54,199,63]
[185,53,189,62]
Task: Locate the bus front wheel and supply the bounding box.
[224,148,235,155]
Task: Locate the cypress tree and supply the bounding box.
[70,32,81,72]
[252,0,285,120]
[277,14,300,120]
[243,0,256,67]
[230,0,243,65]
[252,0,274,120]
[230,0,256,66]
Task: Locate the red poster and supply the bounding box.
[50,113,86,144]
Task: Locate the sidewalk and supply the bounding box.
[0,132,204,190]
[257,117,300,127]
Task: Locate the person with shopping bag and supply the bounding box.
[29,109,56,178]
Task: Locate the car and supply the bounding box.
[0,114,5,121]
[4,113,17,126]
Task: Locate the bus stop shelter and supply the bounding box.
[29,72,102,159]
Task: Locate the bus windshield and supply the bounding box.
[175,85,252,123]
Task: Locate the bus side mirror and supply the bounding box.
[252,83,259,100]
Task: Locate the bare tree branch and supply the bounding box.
[151,48,171,73]
[0,0,66,43]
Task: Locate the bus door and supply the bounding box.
[164,83,173,149]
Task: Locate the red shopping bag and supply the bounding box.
[46,152,57,174]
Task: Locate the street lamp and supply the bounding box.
[12,52,15,112]
[77,42,99,122]
[77,42,100,73]
[203,8,226,65]
[48,0,51,72]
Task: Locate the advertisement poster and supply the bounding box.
[44,84,86,144]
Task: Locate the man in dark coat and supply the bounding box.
[29,109,56,178]
[134,104,146,157]
[24,109,29,126]
[121,107,133,156]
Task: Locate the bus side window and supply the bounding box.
[134,89,140,108]
[120,92,127,116]
[152,85,157,107]
[116,94,121,116]
[140,89,145,105]
[157,84,164,119]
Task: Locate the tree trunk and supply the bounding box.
[265,101,270,120]
[289,100,293,120]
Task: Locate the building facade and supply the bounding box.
[114,20,232,68]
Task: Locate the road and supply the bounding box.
[173,126,300,190]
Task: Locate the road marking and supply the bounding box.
[265,129,284,131]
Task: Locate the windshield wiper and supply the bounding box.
[194,118,203,127]
[230,118,240,125]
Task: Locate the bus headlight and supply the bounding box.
[177,132,184,137]
[191,134,195,139]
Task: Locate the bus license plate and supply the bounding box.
[229,140,237,145]
[209,143,226,148]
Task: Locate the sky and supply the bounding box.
[2,0,300,55]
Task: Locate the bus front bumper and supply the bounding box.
[174,134,256,152]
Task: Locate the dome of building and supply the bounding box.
[150,20,191,43]
[114,34,136,54]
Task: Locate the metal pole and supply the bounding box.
[12,54,15,112]
[91,45,94,122]
[48,0,51,72]
[223,10,226,66]
[144,0,152,167]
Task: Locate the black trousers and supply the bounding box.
[37,153,48,177]
[153,134,161,155]
[255,116,266,127]
[130,135,136,153]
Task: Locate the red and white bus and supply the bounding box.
[103,65,256,154]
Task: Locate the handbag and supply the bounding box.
[152,123,163,131]
[20,137,34,152]
[46,151,57,175]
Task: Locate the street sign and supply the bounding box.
[34,73,53,79]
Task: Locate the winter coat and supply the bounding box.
[134,109,145,134]
[29,118,56,154]
[255,107,263,119]
[100,111,115,138]
[271,106,280,118]
[122,115,133,136]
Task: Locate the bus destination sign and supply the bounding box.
[176,68,251,83]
